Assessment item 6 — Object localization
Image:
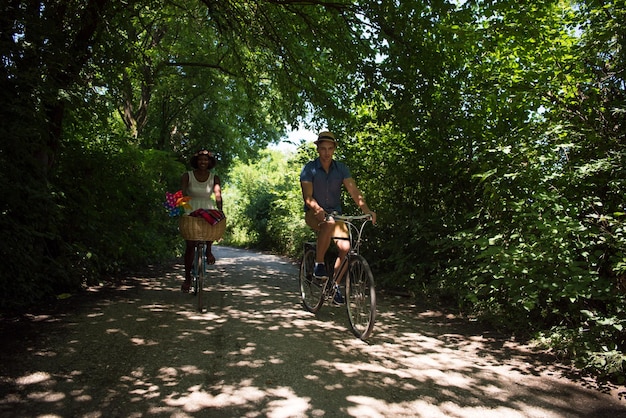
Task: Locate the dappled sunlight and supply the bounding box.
[163,380,315,417]
[2,246,624,417]
[15,372,51,386]
[343,395,547,418]
[130,337,160,346]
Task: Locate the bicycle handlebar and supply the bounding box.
[325,212,373,222]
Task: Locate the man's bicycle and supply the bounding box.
[299,213,377,340]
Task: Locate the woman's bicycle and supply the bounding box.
[179,213,226,313]
[299,213,377,340]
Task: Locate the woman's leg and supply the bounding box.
[205,241,216,264]
[182,240,194,291]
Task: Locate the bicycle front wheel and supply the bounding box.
[193,243,204,312]
[345,255,376,340]
[299,248,324,313]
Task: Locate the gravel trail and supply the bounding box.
[1,246,625,417]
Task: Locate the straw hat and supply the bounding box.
[314,131,337,145]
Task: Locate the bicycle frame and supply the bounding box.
[326,212,372,279]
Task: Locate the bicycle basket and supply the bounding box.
[179,215,226,241]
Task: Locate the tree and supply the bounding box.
[345,0,626,377]
[0,0,376,309]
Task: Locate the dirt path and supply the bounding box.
[1,246,625,417]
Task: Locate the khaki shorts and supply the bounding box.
[305,210,348,238]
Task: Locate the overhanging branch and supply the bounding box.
[165,61,237,77]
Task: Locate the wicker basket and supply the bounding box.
[179,215,226,241]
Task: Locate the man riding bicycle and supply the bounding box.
[300,131,377,305]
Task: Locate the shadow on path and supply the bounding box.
[1,246,625,417]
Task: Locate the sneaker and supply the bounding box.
[313,263,328,280]
[333,284,344,305]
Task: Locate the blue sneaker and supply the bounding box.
[333,284,344,305]
[313,263,328,280]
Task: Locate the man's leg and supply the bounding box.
[305,210,333,279]
[333,238,350,284]
[315,221,335,264]
[330,224,349,305]
[332,221,350,284]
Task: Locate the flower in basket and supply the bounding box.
[164,190,192,217]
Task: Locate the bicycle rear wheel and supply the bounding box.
[299,247,324,313]
[345,255,376,340]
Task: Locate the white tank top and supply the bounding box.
[187,170,216,210]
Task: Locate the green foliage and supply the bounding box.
[345,0,626,379]
[0,132,184,311]
[0,162,66,309]
[223,149,311,256]
[53,135,184,277]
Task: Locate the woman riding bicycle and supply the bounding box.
[181,149,223,293]
[299,131,376,304]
